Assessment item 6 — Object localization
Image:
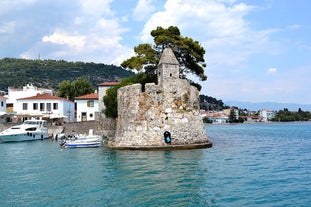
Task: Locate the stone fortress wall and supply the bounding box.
[109,48,210,148]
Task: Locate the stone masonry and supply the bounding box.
[108,48,211,149]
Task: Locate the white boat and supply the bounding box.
[60,130,102,148]
[0,119,49,142]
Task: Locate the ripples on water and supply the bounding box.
[0,122,310,206]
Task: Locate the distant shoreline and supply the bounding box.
[205,120,311,125]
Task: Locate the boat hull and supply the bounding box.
[60,136,102,148]
[63,142,101,148]
[0,132,49,142]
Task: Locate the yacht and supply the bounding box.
[0,119,49,142]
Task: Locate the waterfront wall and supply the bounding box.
[62,118,116,138]
[0,117,116,138]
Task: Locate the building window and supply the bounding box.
[53,103,58,110]
[40,103,45,111]
[47,103,51,111]
[23,103,28,110]
[87,100,94,107]
[1,101,3,107]
[33,103,38,110]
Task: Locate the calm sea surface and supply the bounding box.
[1,122,310,207]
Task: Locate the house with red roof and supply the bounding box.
[75,81,120,122]
[75,93,99,122]
[5,83,54,113]
[16,93,75,123]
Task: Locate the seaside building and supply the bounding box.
[75,93,99,122]
[16,93,74,123]
[5,83,53,113]
[201,110,228,124]
[223,108,239,119]
[259,109,276,122]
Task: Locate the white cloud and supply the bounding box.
[267,67,277,74]
[140,0,253,37]
[79,0,114,17]
[139,0,260,56]
[138,0,287,80]
[42,32,86,51]
[133,0,156,21]
[19,1,132,64]
[95,18,128,36]
[287,24,301,30]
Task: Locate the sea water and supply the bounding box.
[0,122,310,207]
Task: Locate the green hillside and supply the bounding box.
[0,58,134,91]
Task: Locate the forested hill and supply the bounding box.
[0,58,134,91]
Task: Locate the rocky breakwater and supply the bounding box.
[107,48,212,150]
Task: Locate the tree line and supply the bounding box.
[199,94,228,111]
[272,108,311,122]
[0,58,134,91]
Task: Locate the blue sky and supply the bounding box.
[1,0,310,104]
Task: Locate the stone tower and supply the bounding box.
[157,47,180,87]
[108,48,212,149]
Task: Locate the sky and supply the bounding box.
[1,0,311,104]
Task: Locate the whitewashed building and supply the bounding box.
[16,93,74,123]
[75,93,99,122]
[5,83,53,113]
[259,109,276,122]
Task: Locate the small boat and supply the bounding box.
[0,119,49,142]
[60,130,102,148]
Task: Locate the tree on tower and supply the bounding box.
[121,26,207,90]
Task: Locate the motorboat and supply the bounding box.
[60,129,102,148]
[0,119,49,142]
[60,136,101,148]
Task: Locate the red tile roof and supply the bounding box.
[17,93,71,102]
[75,93,98,100]
[97,81,119,86]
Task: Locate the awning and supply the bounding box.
[49,114,67,119]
